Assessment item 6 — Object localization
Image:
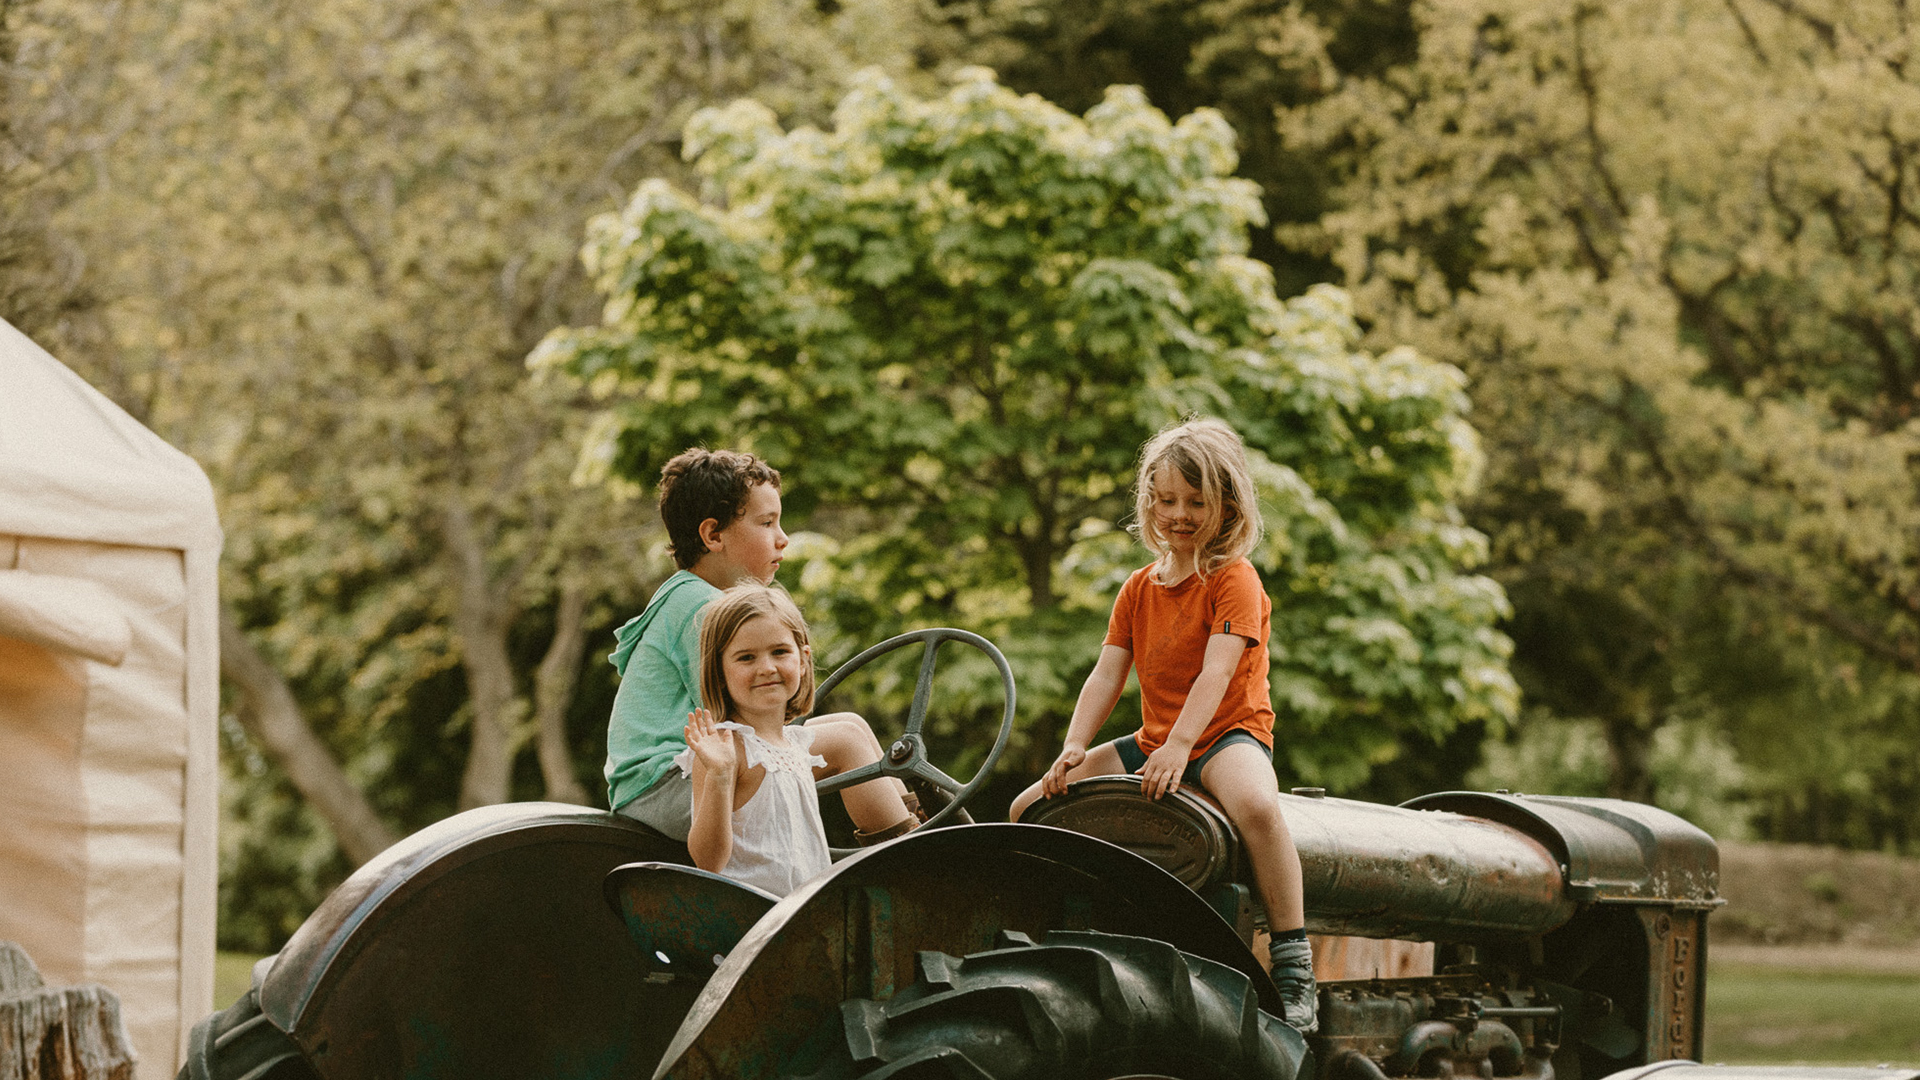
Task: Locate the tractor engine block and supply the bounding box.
[1318,975,1559,1080]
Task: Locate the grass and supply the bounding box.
[215,951,264,1008]
[1704,961,1920,1065]
[217,949,1917,1066]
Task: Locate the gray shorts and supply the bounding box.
[614,769,694,842]
[1112,729,1270,789]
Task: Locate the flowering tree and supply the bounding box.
[538,69,1517,788]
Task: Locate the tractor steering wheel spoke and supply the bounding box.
[813,758,886,798]
[901,637,942,735]
[809,627,1016,832]
[906,759,963,796]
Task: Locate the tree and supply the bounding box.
[10,0,936,947]
[146,0,923,814]
[1281,0,1920,839]
[931,0,1421,296]
[537,69,1516,790]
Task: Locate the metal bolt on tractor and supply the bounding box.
[178,629,1919,1080]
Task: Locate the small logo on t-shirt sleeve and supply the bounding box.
[1223,620,1231,634]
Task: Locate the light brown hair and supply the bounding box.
[1131,417,1264,580]
[698,582,815,724]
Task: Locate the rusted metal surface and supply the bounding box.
[1289,795,1576,940]
[1033,784,1727,943]
[650,822,1278,1080]
[1401,793,1721,907]
[1019,777,1239,891]
[602,863,775,979]
[1639,908,1707,1064]
[255,803,691,1080]
[1029,781,1576,941]
[1314,975,1559,1080]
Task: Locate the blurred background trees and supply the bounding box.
[4,0,1914,950]
[533,70,1514,795]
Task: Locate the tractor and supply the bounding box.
[181,627,1750,1080]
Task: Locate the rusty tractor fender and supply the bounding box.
[645,821,1285,1080]
[196,802,689,1080]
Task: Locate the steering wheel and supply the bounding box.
[809,628,1016,831]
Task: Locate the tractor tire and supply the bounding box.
[179,984,316,1080]
[792,929,1308,1080]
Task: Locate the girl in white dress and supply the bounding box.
[678,583,847,896]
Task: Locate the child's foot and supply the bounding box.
[1268,938,1318,1033]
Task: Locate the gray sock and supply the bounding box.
[1267,938,1318,1033]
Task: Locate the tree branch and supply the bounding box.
[219,605,398,866]
[532,580,591,805]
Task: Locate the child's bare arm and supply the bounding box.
[1041,645,1132,797]
[684,709,739,872]
[1139,633,1248,799]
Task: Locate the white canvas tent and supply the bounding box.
[0,317,221,1079]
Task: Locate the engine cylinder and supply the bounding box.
[1024,781,1575,941]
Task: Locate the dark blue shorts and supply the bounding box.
[1112,729,1270,788]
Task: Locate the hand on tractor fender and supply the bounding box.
[1040,745,1086,798]
[684,708,737,775]
[1140,741,1190,800]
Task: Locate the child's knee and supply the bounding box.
[1230,794,1285,837]
[808,710,882,749]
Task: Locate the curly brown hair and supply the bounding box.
[658,448,781,570]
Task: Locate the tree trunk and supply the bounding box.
[0,943,135,1080]
[218,606,399,865]
[532,581,591,805]
[1602,711,1656,804]
[1017,535,1055,611]
[443,499,523,810]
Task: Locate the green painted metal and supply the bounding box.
[649,822,1279,1079]
[251,803,691,1080]
[809,627,1017,832]
[602,862,775,978]
[1399,793,1722,907]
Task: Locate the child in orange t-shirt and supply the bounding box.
[1009,417,1316,1032]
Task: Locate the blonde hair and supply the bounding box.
[1131,417,1264,580]
[698,582,815,724]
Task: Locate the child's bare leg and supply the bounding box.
[1007,742,1127,821]
[804,712,912,833]
[1201,741,1315,1031]
[1198,742,1305,929]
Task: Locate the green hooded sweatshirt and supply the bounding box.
[603,570,718,810]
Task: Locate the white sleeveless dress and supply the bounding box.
[674,722,832,897]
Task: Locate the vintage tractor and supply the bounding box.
[181,629,1736,1080]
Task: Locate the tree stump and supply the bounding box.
[0,943,135,1080]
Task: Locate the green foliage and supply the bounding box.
[1282,0,1920,842]
[1470,712,1755,840]
[217,718,352,952]
[934,0,1421,294]
[14,0,939,932]
[539,69,1516,785]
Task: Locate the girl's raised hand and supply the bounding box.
[684,708,736,775]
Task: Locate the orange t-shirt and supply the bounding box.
[1103,558,1275,758]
